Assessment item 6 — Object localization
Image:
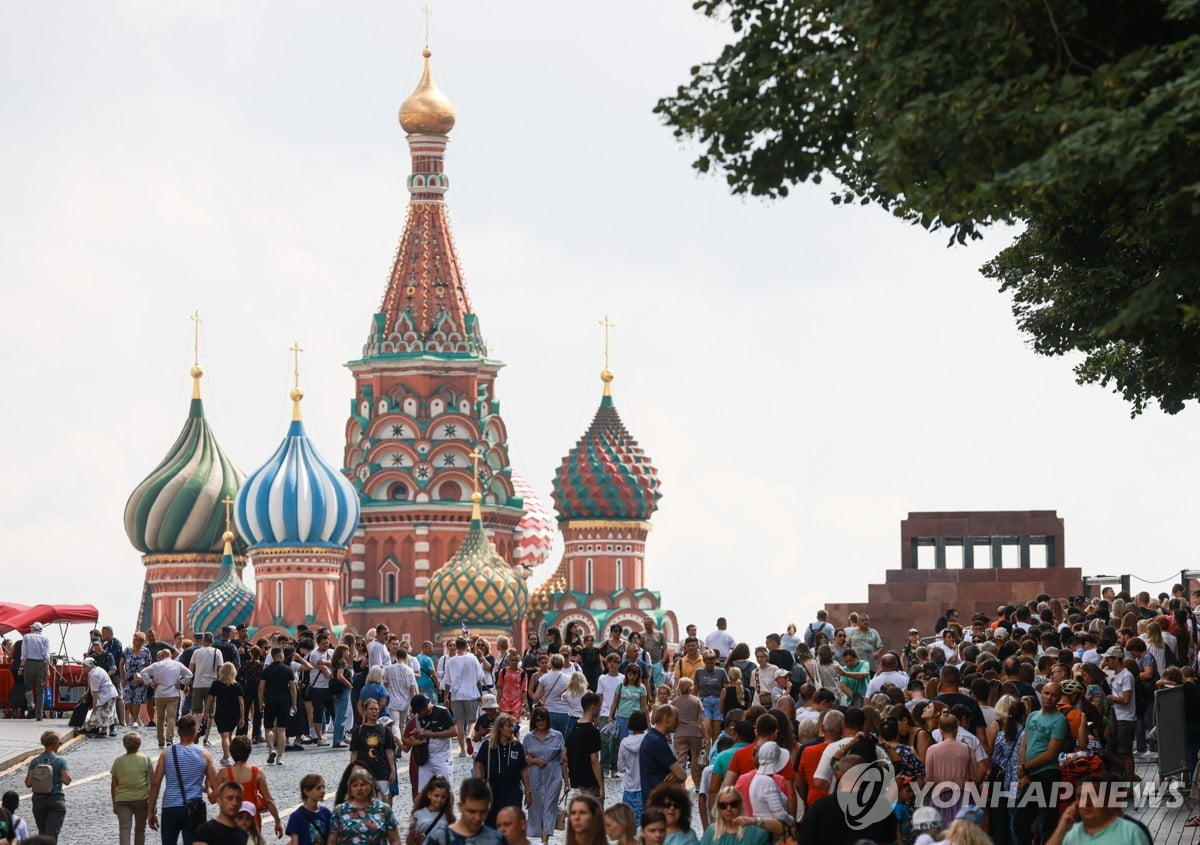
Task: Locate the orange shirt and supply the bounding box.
[797,740,829,806]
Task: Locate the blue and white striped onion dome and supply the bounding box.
[187,531,254,632]
[234,415,360,549]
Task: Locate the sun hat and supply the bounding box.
[755,741,790,775]
[912,807,941,831]
[236,801,257,817]
[480,693,499,710]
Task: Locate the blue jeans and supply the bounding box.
[550,712,571,738]
[332,689,350,745]
[160,805,194,845]
[615,715,630,741]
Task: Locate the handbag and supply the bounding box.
[554,786,569,831]
[171,747,207,832]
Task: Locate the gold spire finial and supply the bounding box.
[221,495,235,552]
[289,341,304,420]
[599,315,616,396]
[398,35,457,135]
[190,310,205,399]
[421,4,432,50]
[469,449,483,520]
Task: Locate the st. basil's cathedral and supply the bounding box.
[122,48,680,648]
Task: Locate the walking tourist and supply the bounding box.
[111,731,153,845]
[473,713,530,827]
[20,622,51,721]
[328,769,400,845]
[148,715,220,844]
[522,706,565,845]
[141,648,193,747]
[25,730,71,840]
[283,774,330,845]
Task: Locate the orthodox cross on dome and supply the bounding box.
[421,4,432,50]
[469,448,484,520]
[599,314,616,397]
[222,495,234,532]
[190,310,205,399]
[289,341,305,420]
[191,310,203,366]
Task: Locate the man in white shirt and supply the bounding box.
[1104,646,1136,781]
[19,622,52,721]
[366,624,391,669]
[188,632,224,720]
[812,708,889,790]
[441,637,485,757]
[704,617,737,660]
[865,653,909,699]
[384,647,419,735]
[140,648,193,747]
[306,635,332,745]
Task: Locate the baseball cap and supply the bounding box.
[236,801,257,817]
[956,806,985,826]
[912,807,941,831]
[908,628,919,635]
[774,668,790,679]
[83,657,95,667]
[1103,645,1125,660]
[30,622,42,631]
[993,628,1009,639]
[410,694,430,713]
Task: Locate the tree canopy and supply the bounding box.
[656,0,1200,414]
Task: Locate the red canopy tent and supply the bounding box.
[0,603,98,635]
[0,603,31,631]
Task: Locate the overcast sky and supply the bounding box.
[2,2,1194,653]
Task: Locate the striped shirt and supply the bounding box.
[161,744,207,809]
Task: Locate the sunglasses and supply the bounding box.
[660,802,681,810]
[717,801,741,809]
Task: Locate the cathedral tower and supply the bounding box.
[124,320,244,637]
[342,48,524,642]
[237,350,359,635]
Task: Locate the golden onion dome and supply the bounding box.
[399,49,457,135]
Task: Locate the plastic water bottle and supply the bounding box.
[43,686,53,711]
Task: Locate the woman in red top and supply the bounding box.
[497,650,527,720]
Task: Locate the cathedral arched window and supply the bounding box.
[585,559,594,594]
[175,599,183,633]
[304,580,314,619]
[615,559,623,590]
[276,581,284,619]
[384,572,397,604]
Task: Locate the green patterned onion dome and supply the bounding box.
[551,386,660,521]
[425,503,529,629]
[187,531,254,632]
[124,380,244,554]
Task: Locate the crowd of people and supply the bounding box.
[6,586,1199,844]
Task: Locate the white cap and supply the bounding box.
[480,693,499,709]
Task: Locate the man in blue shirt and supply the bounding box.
[640,704,685,798]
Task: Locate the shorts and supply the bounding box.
[1112,720,1136,755]
[451,699,478,725]
[263,702,289,729]
[701,696,722,721]
[191,686,211,712]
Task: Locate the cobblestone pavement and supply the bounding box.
[0,724,701,844]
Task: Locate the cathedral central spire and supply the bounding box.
[359,46,482,359]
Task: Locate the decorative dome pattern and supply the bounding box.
[528,558,567,615]
[424,517,529,628]
[235,419,361,549]
[552,394,661,521]
[124,394,245,554]
[512,473,555,569]
[187,535,254,633]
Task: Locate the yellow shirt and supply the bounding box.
[676,653,704,681]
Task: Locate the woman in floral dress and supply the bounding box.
[119,632,153,727]
[328,769,401,844]
[497,650,527,719]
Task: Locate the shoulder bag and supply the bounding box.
[171,747,207,832]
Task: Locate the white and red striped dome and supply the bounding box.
[512,472,555,569]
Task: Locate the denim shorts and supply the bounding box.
[701,695,722,721]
